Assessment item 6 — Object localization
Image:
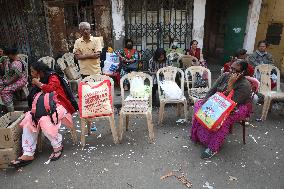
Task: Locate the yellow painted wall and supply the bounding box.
[255,0,284,74]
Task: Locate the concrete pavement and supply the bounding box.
[0,104,283,189]
[3,64,284,189]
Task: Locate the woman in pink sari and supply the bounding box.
[191,60,252,159]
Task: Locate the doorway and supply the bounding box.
[203,0,249,65]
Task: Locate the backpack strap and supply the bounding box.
[31,92,42,114]
[44,92,59,124]
[44,93,51,113]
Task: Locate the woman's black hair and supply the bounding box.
[234,49,247,58]
[190,40,198,47]
[153,48,166,61]
[3,47,18,55]
[125,39,133,47]
[257,40,269,47]
[235,59,248,75]
[30,60,52,76]
[28,61,54,108]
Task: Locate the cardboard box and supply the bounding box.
[0,148,17,165]
[0,112,24,151]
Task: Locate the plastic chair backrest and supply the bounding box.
[120,71,153,108]
[185,66,212,89]
[254,64,281,93]
[156,66,185,98]
[38,56,55,69]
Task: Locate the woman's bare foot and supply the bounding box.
[10,155,34,167]
[11,155,34,164]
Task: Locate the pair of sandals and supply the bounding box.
[10,147,64,168]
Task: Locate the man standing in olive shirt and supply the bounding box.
[73,22,103,78]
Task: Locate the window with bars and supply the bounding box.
[265,23,283,45]
[64,0,95,30]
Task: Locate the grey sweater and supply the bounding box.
[249,50,273,67]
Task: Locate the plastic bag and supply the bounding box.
[102,60,119,74]
[160,81,183,100]
[130,76,148,98]
[102,52,120,75]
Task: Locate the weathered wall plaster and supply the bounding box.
[192,0,206,50]
[111,0,125,49]
[243,0,263,53]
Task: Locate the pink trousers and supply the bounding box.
[20,105,73,156]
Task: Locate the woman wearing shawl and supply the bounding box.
[191,60,252,159]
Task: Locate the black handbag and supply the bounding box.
[194,72,208,88]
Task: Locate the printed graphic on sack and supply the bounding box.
[106,52,120,63]
[103,53,120,75]
[79,80,113,118]
[195,92,236,130]
[109,64,118,72]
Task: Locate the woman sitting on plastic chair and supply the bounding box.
[190,60,252,159]
[10,61,78,168]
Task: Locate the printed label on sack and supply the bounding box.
[196,93,232,128]
[79,80,113,118]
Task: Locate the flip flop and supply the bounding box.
[9,158,33,168]
[49,147,64,161]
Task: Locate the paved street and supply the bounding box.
[0,103,284,189]
[1,65,284,189]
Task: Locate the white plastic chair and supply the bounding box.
[156,66,188,124]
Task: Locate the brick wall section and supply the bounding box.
[44,0,69,59]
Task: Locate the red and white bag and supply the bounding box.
[195,90,236,131]
[78,80,113,118]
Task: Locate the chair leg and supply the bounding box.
[159,102,165,125]
[229,125,233,134]
[37,129,43,153]
[87,120,91,135]
[80,119,87,148]
[241,120,246,145]
[126,115,130,131]
[70,127,78,144]
[146,112,154,143]
[184,101,188,122]
[118,113,124,142]
[261,96,271,121]
[177,103,182,117]
[109,114,119,144]
[158,103,163,125]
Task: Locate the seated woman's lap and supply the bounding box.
[191,100,252,152]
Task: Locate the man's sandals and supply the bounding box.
[49,146,64,161]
